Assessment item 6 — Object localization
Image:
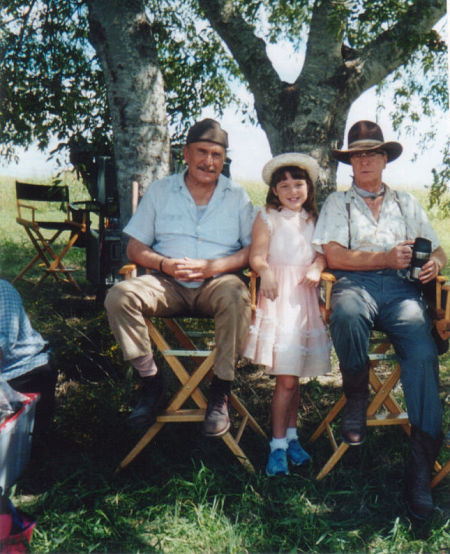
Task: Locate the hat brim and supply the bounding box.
[332,141,403,164]
[262,153,320,185]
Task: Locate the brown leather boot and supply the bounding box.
[127,371,166,430]
[341,365,369,445]
[405,426,443,520]
[203,376,231,437]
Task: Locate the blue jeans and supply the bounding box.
[330,270,442,438]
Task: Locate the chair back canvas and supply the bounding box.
[16,182,71,222]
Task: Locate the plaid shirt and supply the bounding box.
[0,280,49,380]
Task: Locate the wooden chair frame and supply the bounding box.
[13,181,90,291]
[309,272,450,482]
[115,264,267,474]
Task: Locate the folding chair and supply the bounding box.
[115,264,267,474]
[309,272,450,481]
[13,181,90,292]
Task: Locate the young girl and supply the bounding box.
[243,153,331,476]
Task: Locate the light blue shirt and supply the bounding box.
[0,280,49,380]
[124,171,255,282]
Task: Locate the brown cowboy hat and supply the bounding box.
[332,120,403,164]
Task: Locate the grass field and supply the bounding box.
[0,174,449,553]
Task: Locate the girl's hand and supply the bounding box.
[300,264,321,288]
[260,269,278,300]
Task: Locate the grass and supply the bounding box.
[1,174,449,553]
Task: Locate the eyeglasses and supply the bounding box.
[351,150,385,160]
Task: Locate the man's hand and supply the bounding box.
[164,257,213,281]
[385,241,414,270]
[418,259,440,285]
[259,269,278,300]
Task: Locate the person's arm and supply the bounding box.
[419,246,447,284]
[168,247,250,281]
[301,253,327,287]
[248,213,278,300]
[126,237,164,271]
[323,240,414,271]
[127,237,251,282]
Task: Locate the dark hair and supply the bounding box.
[266,166,318,221]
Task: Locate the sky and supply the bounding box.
[1,29,448,189]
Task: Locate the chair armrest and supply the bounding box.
[319,271,336,324]
[69,200,98,212]
[435,275,446,312]
[17,203,38,223]
[247,270,258,311]
[435,278,450,341]
[246,270,336,317]
[119,264,138,279]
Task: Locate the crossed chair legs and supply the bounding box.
[115,318,267,474]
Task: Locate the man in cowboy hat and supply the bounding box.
[105,118,254,438]
[313,120,446,519]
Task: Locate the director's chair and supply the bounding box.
[13,181,90,292]
[309,272,450,481]
[115,264,267,474]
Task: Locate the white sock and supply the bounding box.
[286,427,298,443]
[270,437,288,452]
[131,354,158,377]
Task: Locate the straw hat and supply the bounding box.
[262,153,320,185]
[332,120,402,164]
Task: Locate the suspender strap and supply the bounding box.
[345,187,407,251]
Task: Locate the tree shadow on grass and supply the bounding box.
[5,279,448,552]
[14,363,449,552]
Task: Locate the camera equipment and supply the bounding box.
[410,237,432,281]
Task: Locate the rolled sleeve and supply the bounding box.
[312,192,349,253]
[238,191,255,247]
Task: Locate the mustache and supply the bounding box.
[197,166,217,173]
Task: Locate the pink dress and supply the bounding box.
[243,207,331,377]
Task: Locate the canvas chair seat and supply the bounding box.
[13,181,91,291]
[115,264,267,474]
[308,272,450,482]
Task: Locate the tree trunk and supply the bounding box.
[199,0,446,204]
[86,0,170,229]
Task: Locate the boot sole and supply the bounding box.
[342,434,366,446]
[202,420,231,438]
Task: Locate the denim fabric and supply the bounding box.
[330,270,442,438]
[0,280,49,380]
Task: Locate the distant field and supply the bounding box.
[1,173,449,276]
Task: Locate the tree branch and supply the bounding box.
[196,0,283,131]
[348,0,446,98]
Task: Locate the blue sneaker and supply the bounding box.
[287,439,311,466]
[266,449,289,476]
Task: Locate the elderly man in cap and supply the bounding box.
[105,118,254,437]
[313,120,446,519]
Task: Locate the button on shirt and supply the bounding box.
[0,280,49,380]
[312,184,439,253]
[124,172,255,285]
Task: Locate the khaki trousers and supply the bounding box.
[105,273,251,381]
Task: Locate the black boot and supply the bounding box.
[127,371,165,429]
[405,426,443,520]
[341,365,369,445]
[203,376,231,437]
